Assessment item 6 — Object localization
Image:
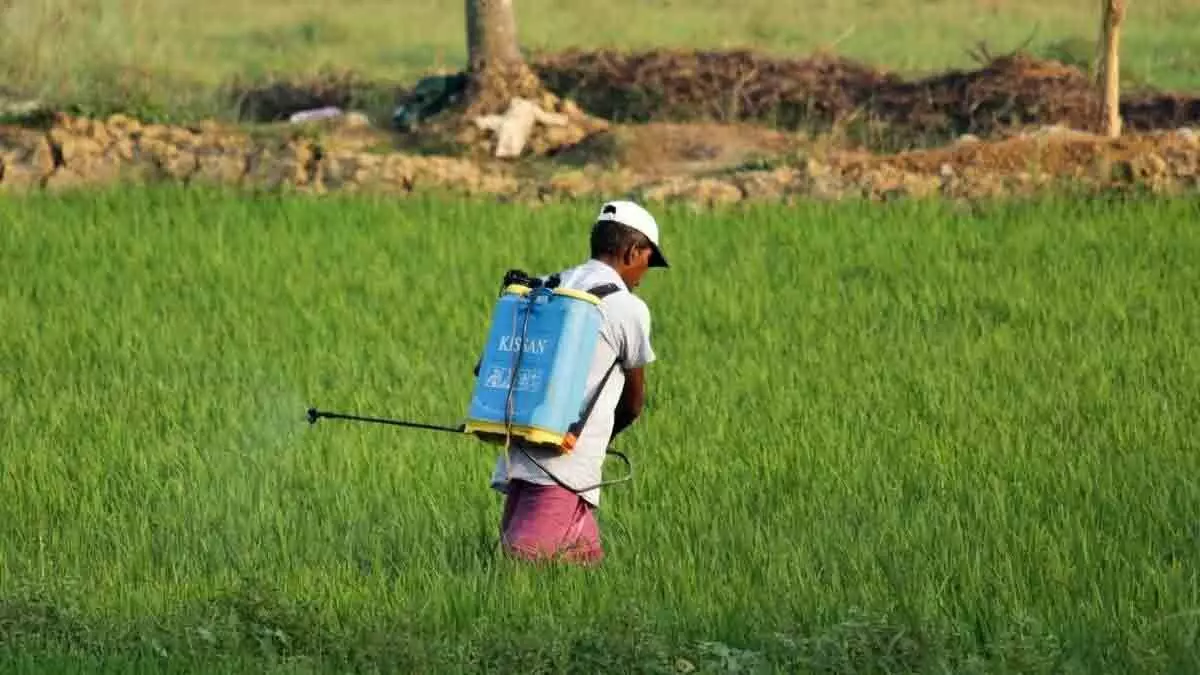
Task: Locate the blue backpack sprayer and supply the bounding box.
[306,269,634,494]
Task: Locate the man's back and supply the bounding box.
[488,258,656,506]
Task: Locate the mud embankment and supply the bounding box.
[2,113,1198,204]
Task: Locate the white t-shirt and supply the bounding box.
[488,259,656,506]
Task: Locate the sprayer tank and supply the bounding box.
[463,285,604,448]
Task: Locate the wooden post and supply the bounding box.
[1098,0,1127,137]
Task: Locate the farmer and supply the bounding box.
[489,199,668,566]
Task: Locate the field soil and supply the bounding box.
[3,49,1200,203]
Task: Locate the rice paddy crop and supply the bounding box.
[2,186,1198,673]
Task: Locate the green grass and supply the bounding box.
[2,0,1199,121]
[2,186,1200,673]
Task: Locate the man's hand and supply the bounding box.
[612,367,646,438]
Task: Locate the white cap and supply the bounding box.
[594,200,669,268]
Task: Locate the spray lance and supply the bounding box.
[304,270,635,495]
[306,407,463,434]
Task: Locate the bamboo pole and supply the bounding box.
[1098,0,1127,137]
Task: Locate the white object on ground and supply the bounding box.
[473,97,568,158]
[289,106,345,123]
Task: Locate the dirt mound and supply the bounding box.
[868,54,1100,138]
[871,55,1197,138]
[221,50,1200,156]
[533,49,892,127]
[534,49,1200,143]
[1122,94,1200,131]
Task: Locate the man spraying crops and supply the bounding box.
[488,200,668,566]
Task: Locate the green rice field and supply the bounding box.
[2,187,1199,673]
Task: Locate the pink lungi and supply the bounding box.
[499,479,604,565]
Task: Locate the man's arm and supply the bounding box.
[608,294,655,440]
[612,367,645,438]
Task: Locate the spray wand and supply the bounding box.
[303,402,634,493]
[306,407,464,434]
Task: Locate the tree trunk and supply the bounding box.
[1098,0,1127,137]
[466,0,523,72]
[452,0,600,158]
[462,0,545,114]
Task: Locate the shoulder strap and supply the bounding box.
[559,282,626,450]
[572,355,620,417]
[587,282,621,299]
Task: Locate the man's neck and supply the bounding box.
[590,256,629,286]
